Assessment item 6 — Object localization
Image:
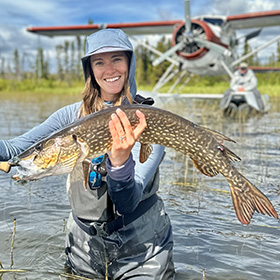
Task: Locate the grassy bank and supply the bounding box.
[141,72,280,96]
[0,78,84,95]
[0,73,279,96]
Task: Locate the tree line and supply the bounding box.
[1,36,280,88]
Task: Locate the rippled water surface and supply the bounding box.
[0,91,279,280]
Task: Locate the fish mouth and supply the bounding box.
[10,156,44,181]
[11,158,75,182]
[12,165,40,182]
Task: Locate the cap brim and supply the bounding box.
[82,47,129,61]
[93,47,127,54]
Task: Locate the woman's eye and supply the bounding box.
[95,61,103,66]
[113,58,122,63]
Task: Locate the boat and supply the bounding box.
[219,90,270,117]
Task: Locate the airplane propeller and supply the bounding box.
[184,0,191,34]
[152,0,191,66]
[153,39,186,66]
[194,37,231,56]
[153,0,231,67]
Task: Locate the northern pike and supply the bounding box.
[6,104,278,225]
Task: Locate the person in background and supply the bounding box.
[230,62,257,92]
[0,29,175,279]
[220,62,264,110]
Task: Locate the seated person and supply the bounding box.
[230,62,257,92]
[220,62,264,110]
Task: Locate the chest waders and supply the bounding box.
[66,95,169,278]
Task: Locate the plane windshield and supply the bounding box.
[202,18,224,26]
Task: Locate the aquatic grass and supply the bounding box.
[59,273,95,280]
[0,219,27,275]
[0,217,99,279]
[1,83,280,279]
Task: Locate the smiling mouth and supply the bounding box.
[105,76,120,82]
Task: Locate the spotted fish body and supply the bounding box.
[10,104,278,225]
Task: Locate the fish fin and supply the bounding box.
[202,127,236,143]
[191,158,219,177]
[222,146,241,162]
[75,136,90,157]
[227,172,279,225]
[73,136,91,189]
[82,159,91,190]
[139,143,153,163]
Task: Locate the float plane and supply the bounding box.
[27,0,280,92]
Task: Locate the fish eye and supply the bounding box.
[35,143,42,152]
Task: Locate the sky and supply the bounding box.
[0,0,279,73]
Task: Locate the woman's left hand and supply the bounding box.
[108,108,147,167]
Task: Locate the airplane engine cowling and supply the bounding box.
[172,19,225,60]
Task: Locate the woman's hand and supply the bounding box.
[108,108,147,167]
[0,161,11,173]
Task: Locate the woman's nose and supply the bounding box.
[104,63,115,74]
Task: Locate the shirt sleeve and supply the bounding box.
[230,71,241,91]
[0,102,81,161]
[106,143,165,214]
[244,70,257,91]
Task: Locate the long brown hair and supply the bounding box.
[79,53,132,117]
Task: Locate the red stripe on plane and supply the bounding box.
[27,20,184,32]
[227,10,280,21]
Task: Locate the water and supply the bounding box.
[0,91,279,280]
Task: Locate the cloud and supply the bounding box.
[0,0,279,74]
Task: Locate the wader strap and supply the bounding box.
[72,193,158,236]
[106,193,158,234]
[72,213,98,235]
[133,94,154,105]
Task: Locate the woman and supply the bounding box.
[0,29,174,279]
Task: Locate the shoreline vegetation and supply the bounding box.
[0,72,279,96]
[3,35,279,97]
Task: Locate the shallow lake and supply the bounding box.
[0,91,279,280]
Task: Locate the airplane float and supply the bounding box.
[27,0,280,93]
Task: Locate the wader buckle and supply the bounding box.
[90,221,108,236]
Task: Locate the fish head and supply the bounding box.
[11,134,89,181]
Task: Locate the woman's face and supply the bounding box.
[91,51,129,101]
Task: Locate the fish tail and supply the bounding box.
[227,171,278,225]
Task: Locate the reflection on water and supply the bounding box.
[0,91,280,280]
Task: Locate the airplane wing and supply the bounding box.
[27,20,183,37]
[27,10,280,37]
[225,10,280,30]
